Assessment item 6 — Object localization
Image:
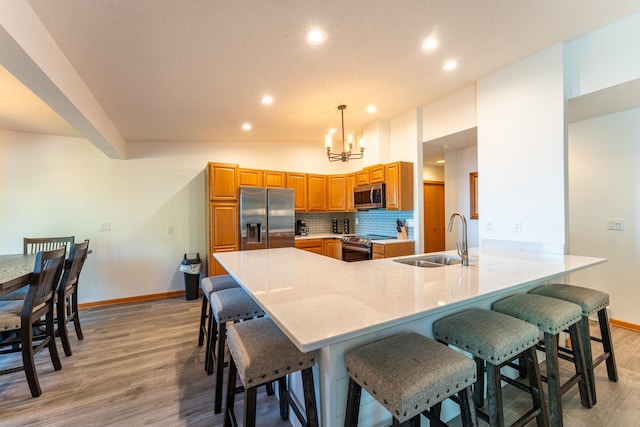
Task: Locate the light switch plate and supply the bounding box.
[606,218,624,231]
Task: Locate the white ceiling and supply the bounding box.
[3,1,640,160]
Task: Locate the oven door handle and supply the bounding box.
[342,244,371,253]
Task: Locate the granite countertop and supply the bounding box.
[214,247,606,352]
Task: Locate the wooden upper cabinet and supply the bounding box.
[208,163,238,201]
[263,170,286,188]
[238,168,262,187]
[327,175,347,211]
[355,170,369,186]
[385,161,414,211]
[346,173,356,212]
[369,165,385,183]
[307,174,327,211]
[286,172,308,211]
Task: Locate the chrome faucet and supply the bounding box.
[447,212,469,266]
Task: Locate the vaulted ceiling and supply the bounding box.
[2,1,640,159]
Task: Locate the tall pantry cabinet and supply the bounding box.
[206,163,240,276]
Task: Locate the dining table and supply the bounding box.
[0,253,36,298]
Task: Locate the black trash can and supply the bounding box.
[180,253,202,300]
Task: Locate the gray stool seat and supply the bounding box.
[493,293,592,427]
[529,283,618,405]
[344,332,477,426]
[209,287,265,414]
[434,308,539,364]
[211,287,264,323]
[201,275,240,299]
[530,284,608,316]
[225,317,318,427]
[492,293,582,335]
[434,308,549,426]
[198,275,240,348]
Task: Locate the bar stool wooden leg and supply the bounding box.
[301,367,319,427]
[198,295,208,346]
[568,323,592,409]
[278,377,288,420]
[215,321,228,414]
[598,308,618,382]
[344,377,362,427]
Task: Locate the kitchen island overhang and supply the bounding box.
[214,247,606,426]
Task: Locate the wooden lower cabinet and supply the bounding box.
[294,239,323,255]
[323,238,342,260]
[295,238,342,259]
[372,241,414,259]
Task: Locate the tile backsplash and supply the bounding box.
[295,210,414,239]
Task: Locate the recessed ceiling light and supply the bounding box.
[261,95,273,105]
[443,60,459,71]
[422,37,439,50]
[328,128,336,134]
[306,28,328,45]
[242,123,252,131]
[366,105,377,113]
[436,159,445,164]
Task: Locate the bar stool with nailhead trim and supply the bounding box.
[209,287,265,414]
[492,293,593,427]
[224,317,318,427]
[199,275,240,374]
[433,308,550,427]
[343,332,478,427]
[529,283,618,405]
[198,275,239,347]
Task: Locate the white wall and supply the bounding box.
[444,147,478,250]
[422,85,477,141]
[422,165,444,181]
[567,107,640,324]
[477,45,566,253]
[0,130,367,303]
[565,13,640,98]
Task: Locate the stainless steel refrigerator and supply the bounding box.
[239,187,295,250]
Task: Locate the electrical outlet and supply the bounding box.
[166,225,174,235]
[99,222,111,231]
[513,221,522,232]
[485,221,493,231]
[355,218,359,225]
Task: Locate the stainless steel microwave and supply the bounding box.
[353,183,386,210]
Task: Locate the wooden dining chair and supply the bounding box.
[56,240,89,356]
[0,247,66,397]
[23,236,75,255]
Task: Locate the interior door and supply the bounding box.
[423,181,445,253]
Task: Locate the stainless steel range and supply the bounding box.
[341,234,395,262]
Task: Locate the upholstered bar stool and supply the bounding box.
[529,283,617,405]
[343,332,477,427]
[224,317,318,427]
[198,275,239,366]
[492,294,592,427]
[209,287,265,414]
[433,308,549,427]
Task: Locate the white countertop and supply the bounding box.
[214,247,605,352]
[294,233,413,245]
[294,233,346,240]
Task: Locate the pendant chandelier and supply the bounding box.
[324,105,365,162]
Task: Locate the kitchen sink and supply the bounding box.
[393,254,463,268]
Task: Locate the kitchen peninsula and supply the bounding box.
[214,247,605,426]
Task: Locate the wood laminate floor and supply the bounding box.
[0,297,638,426]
